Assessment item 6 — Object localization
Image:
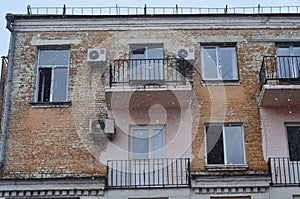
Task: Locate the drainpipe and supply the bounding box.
[0,13,16,168]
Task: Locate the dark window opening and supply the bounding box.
[287,125,300,161]
[38,68,52,102]
[206,125,224,164]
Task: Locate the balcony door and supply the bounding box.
[130,125,165,186]
[130,44,164,82]
[287,124,300,183]
[276,44,300,79]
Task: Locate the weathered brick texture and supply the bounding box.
[5,27,294,177]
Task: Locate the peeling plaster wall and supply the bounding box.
[5,18,300,177]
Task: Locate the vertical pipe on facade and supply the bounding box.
[0,13,16,168]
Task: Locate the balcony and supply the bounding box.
[105,58,193,110]
[268,157,300,186]
[259,56,300,107]
[106,158,190,188]
[108,58,192,88]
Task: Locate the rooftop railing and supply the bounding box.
[26,5,300,16]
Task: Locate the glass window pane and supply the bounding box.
[131,129,149,159]
[277,46,300,78]
[206,125,224,164]
[224,125,245,164]
[130,45,163,81]
[147,47,163,59]
[220,47,238,80]
[38,68,52,102]
[277,47,290,56]
[153,128,164,159]
[39,49,69,66]
[287,126,300,161]
[202,47,218,80]
[52,67,68,102]
[293,47,300,56]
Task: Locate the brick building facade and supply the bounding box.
[0,5,299,199]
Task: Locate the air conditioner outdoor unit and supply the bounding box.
[90,118,115,138]
[87,48,106,61]
[176,47,195,60]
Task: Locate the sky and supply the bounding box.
[1,0,300,57]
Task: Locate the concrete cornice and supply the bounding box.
[11,15,300,32]
[0,177,106,197]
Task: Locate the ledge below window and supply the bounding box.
[201,80,241,86]
[29,101,72,108]
[205,164,248,171]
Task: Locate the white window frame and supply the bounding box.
[129,125,165,160]
[34,48,70,103]
[201,45,238,81]
[205,123,246,165]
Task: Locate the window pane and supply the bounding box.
[287,126,300,161]
[52,67,68,102]
[153,128,164,159]
[38,68,52,102]
[277,46,300,78]
[224,125,245,164]
[219,47,238,80]
[131,129,149,159]
[277,47,290,56]
[202,47,218,79]
[147,47,163,59]
[130,45,163,81]
[206,125,224,164]
[293,46,300,56]
[39,49,69,66]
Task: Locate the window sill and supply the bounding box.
[205,164,248,171]
[201,80,241,86]
[29,101,72,108]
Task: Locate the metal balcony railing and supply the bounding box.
[260,56,300,86]
[107,158,190,188]
[268,157,300,186]
[26,5,300,16]
[109,58,191,88]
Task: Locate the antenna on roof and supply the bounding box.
[63,4,66,15]
[224,5,228,14]
[27,5,32,15]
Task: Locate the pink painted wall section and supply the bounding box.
[260,108,300,160]
[99,106,193,164]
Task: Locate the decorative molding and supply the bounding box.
[194,186,267,195]
[0,177,105,198]
[191,175,270,195]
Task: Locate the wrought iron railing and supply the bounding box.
[260,56,300,86]
[268,157,300,186]
[109,58,191,88]
[26,5,300,15]
[107,158,190,188]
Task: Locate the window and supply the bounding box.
[286,124,300,161]
[35,48,70,102]
[130,44,164,81]
[201,44,238,81]
[276,43,300,79]
[206,123,245,165]
[130,125,165,159]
